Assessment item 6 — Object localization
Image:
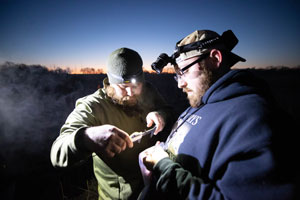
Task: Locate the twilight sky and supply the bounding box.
[0,0,299,71]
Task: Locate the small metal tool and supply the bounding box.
[130,126,157,143]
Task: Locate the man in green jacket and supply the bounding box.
[50,47,173,199]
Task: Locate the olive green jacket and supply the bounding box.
[50,78,172,200]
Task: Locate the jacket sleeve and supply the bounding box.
[50,98,98,168]
[153,157,205,200]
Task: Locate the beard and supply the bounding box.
[184,62,216,108]
[105,85,140,107]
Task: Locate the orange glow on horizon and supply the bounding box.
[46,65,281,74]
[47,66,176,74]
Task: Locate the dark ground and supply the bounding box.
[0,63,299,199]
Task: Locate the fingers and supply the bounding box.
[103,137,127,158]
[102,127,133,157]
[147,119,153,128]
[114,128,133,148]
[112,134,127,151]
[146,112,165,135]
[140,144,168,170]
[105,141,123,157]
[140,147,155,170]
[154,121,163,135]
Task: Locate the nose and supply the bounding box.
[177,77,187,89]
[125,87,134,96]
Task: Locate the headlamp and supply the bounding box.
[107,70,143,84]
[151,30,244,74]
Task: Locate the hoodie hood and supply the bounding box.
[202,70,272,105]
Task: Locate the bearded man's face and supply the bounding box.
[106,82,143,107]
[176,56,217,108]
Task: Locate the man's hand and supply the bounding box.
[140,142,169,170]
[146,111,165,135]
[82,125,133,157]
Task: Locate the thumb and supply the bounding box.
[147,119,153,127]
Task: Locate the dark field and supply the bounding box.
[0,63,299,199]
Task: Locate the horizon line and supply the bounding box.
[1,61,299,74]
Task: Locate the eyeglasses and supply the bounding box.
[174,53,209,82]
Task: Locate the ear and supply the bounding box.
[209,49,222,68]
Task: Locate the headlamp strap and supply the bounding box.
[173,36,220,58]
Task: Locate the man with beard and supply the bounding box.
[50,47,174,199]
[139,30,297,199]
